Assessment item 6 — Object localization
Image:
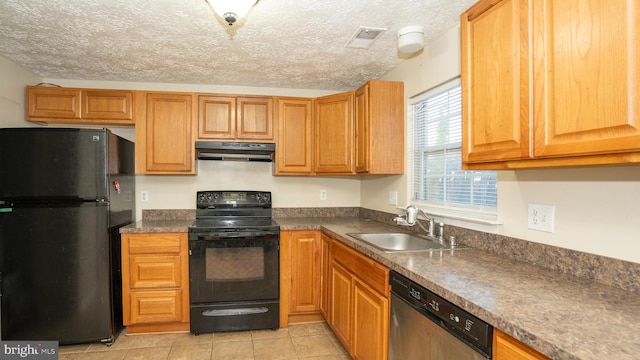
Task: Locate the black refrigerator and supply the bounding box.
[0,127,135,345]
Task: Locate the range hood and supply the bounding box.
[195,141,275,162]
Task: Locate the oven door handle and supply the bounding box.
[201,307,270,317]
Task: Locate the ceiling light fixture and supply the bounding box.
[205,0,259,26]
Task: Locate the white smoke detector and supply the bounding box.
[397,25,424,53]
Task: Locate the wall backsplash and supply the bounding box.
[360,208,640,293]
[142,207,640,293]
[272,207,360,218]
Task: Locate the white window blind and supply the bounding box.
[410,79,497,215]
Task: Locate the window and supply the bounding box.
[410,78,497,220]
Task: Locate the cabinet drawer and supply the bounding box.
[332,241,389,296]
[129,255,182,289]
[128,290,184,324]
[127,233,183,254]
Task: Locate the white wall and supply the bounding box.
[0,57,41,127]
[37,78,362,219]
[366,26,640,264]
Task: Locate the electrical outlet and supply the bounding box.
[389,191,398,205]
[320,190,327,201]
[528,204,555,233]
[141,191,149,202]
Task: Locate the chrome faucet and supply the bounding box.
[393,205,436,237]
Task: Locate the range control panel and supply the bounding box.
[196,191,272,209]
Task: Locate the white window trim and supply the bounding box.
[406,77,502,226]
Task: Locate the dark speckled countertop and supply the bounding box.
[278,217,640,360]
[120,219,194,233]
[121,214,640,359]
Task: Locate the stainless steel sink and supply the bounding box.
[347,232,448,252]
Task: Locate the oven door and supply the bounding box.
[188,232,279,304]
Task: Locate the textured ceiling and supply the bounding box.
[0,0,477,91]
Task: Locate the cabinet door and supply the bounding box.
[128,290,184,324]
[461,0,532,163]
[135,92,195,174]
[330,260,352,349]
[198,95,236,140]
[532,0,640,158]
[363,80,404,175]
[319,233,331,319]
[237,96,274,140]
[352,277,389,360]
[354,84,370,173]
[82,90,133,122]
[494,329,550,360]
[26,86,81,119]
[314,92,354,174]
[289,231,321,313]
[275,97,314,174]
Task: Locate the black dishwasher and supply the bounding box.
[389,271,492,360]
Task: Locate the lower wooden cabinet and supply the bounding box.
[329,238,390,360]
[319,232,332,320]
[280,230,324,326]
[121,232,190,334]
[289,231,321,314]
[494,329,550,360]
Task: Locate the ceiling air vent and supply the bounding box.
[345,26,387,49]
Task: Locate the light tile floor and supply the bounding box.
[58,322,351,360]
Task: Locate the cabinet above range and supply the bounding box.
[198,95,274,142]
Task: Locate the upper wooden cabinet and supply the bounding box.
[461,0,532,164]
[355,80,404,174]
[198,95,274,141]
[276,80,405,176]
[26,86,134,125]
[134,91,196,175]
[461,0,640,169]
[314,91,355,174]
[274,97,314,175]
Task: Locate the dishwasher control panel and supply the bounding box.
[390,271,492,357]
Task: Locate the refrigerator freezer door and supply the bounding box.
[0,203,114,344]
[0,128,108,201]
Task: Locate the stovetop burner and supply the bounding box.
[189,191,279,237]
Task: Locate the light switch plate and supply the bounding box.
[389,191,398,206]
[528,204,555,233]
